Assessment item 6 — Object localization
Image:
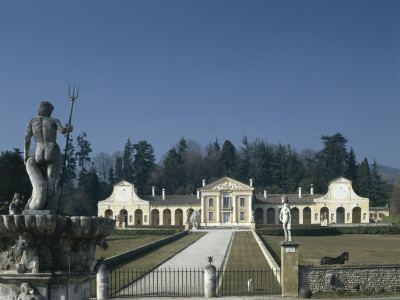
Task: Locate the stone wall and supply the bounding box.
[299,265,400,294]
[104,231,188,269]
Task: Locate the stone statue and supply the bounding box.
[15,233,40,274]
[17,283,43,300]
[24,101,73,211]
[190,210,200,229]
[251,210,255,223]
[279,196,292,242]
[9,193,22,215]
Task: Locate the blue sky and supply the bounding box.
[1,1,399,168]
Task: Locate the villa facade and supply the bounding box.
[97,176,370,227]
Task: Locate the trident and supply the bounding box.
[57,82,80,214]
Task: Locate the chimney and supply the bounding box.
[152,186,156,197]
[298,187,302,198]
[264,189,267,199]
[249,179,253,187]
[197,189,200,200]
[202,179,206,187]
[162,188,166,200]
[310,184,314,195]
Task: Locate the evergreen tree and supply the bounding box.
[218,140,238,178]
[345,147,358,183]
[63,136,77,184]
[75,132,92,176]
[203,138,221,181]
[319,133,348,180]
[115,156,123,182]
[369,160,387,206]
[356,158,371,198]
[108,167,116,185]
[0,149,31,208]
[161,148,181,194]
[122,139,134,183]
[133,140,156,195]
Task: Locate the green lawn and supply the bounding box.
[96,233,170,260]
[261,234,400,266]
[226,231,270,269]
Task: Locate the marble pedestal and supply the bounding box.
[0,271,95,300]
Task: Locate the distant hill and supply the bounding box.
[375,164,400,185]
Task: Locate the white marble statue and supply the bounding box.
[279,196,292,242]
[24,101,73,211]
[190,209,200,229]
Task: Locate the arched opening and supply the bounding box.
[336,207,345,224]
[320,207,329,222]
[352,207,361,223]
[163,209,171,225]
[151,209,159,226]
[175,209,183,225]
[119,209,128,227]
[134,209,143,225]
[255,208,263,224]
[291,207,299,225]
[105,209,113,219]
[303,207,311,225]
[267,208,275,224]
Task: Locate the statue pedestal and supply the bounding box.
[0,271,95,300]
[280,241,300,297]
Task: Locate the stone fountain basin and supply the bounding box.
[0,215,115,239]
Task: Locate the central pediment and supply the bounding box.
[200,177,253,192]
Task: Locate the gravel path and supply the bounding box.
[118,229,234,297]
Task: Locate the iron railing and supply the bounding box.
[91,267,281,298]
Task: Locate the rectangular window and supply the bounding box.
[223,197,230,207]
[363,213,367,220]
[370,213,374,218]
[347,213,350,221]
[240,211,245,221]
[240,198,245,206]
[209,212,214,221]
[144,215,147,223]
[331,214,334,221]
[315,213,318,221]
[129,215,132,223]
[209,198,214,207]
[379,213,383,218]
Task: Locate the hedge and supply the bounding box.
[256,226,400,236]
[114,229,183,236]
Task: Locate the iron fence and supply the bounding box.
[91,267,281,298]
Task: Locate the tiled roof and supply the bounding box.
[254,193,324,205]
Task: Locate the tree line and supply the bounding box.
[0,132,395,216]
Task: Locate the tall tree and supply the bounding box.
[389,181,400,216]
[0,149,31,208]
[218,140,238,178]
[133,140,156,195]
[161,148,181,194]
[356,158,371,198]
[62,136,77,184]
[114,156,124,182]
[319,133,348,180]
[369,160,387,206]
[345,147,358,183]
[75,132,92,176]
[122,139,134,183]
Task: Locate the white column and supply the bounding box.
[233,195,237,223]
[299,208,303,224]
[275,208,280,225]
[249,195,253,222]
[148,207,152,225]
[172,210,176,225]
[159,209,164,225]
[217,196,221,223]
[201,196,205,224]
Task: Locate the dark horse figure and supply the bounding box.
[321,252,349,265]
